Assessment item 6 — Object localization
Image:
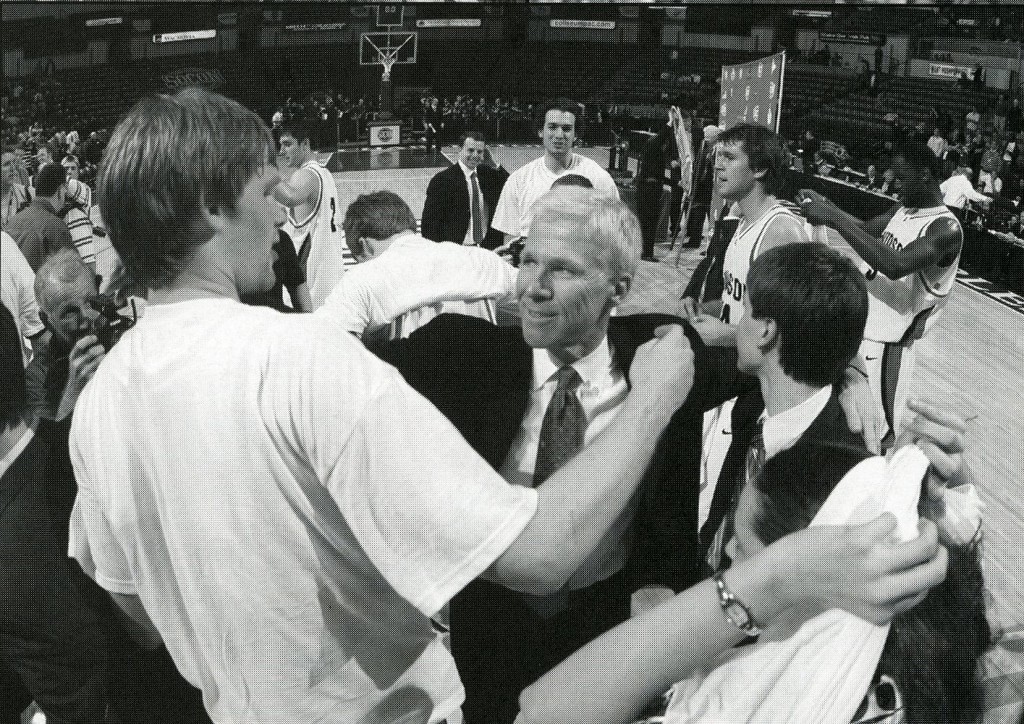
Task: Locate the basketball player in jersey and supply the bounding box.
[681,124,812,530]
[274,122,350,310]
[798,140,963,449]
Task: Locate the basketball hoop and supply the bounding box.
[364,33,415,82]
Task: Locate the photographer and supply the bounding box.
[26,248,109,425]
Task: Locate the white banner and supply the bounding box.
[285,23,347,32]
[416,19,482,28]
[152,29,216,44]
[550,19,616,30]
[929,62,975,81]
[86,17,123,27]
[369,123,401,147]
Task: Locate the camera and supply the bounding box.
[77,295,137,351]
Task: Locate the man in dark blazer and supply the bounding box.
[698,243,970,573]
[420,130,508,249]
[370,187,748,723]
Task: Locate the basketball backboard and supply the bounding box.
[359,31,417,67]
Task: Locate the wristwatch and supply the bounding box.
[713,572,761,637]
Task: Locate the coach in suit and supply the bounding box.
[370,187,747,723]
[421,130,508,249]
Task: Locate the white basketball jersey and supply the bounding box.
[863,205,962,343]
[284,160,352,309]
[719,203,802,325]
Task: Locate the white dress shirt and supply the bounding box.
[459,160,485,246]
[940,173,990,210]
[500,338,633,590]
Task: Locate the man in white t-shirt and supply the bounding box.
[491,99,619,243]
[318,190,517,340]
[67,88,702,724]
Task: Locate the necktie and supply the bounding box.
[533,366,585,487]
[471,170,486,245]
[525,366,585,618]
[707,419,765,572]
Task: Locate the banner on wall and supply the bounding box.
[152,29,216,44]
[928,62,976,80]
[416,19,482,28]
[86,17,123,27]
[718,51,785,132]
[819,31,885,46]
[550,20,616,30]
[162,67,225,91]
[285,23,347,32]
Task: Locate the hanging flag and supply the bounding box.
[670,107,695,198]
[718,51,786,132]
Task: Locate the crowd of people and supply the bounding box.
[1,80,1004,724]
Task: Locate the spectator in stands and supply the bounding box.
[318,190,516,340]
[940,167,992,219]
[7,162,73,271]
[1008,97,1021,135]
[2,145,32,229]
[421,130,508,249]
[978,139,1003,191]
[60,155,96,272]
[491,99,618,244]
[865,164,881,191]
[1,230,46,367]
[965,105,981,138]
[994,94,1010,134]
[927,128,948,159]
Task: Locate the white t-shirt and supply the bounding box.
[1,230,43,366]
[317,233,518,338]
[491,154,619,239]
[69,298,537,724]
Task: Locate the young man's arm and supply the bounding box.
[273,167,317,210]
[799,189,960,278]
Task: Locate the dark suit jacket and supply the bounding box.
[420,162,508,250]
[369,312,750,591]
[699,387,870,553]
[682,202,738,303]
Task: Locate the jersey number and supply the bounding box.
[329,197,337,233]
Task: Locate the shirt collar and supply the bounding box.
[458,160,476,178]
[531,336,614,392]
[762,385,833,460]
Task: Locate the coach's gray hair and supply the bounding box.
[529,186,640,279]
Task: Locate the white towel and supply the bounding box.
[663,447,929,724]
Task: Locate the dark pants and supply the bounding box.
[1,479,108,724]
[451,571,631,724]
[669,186,685,236]
[687,203,709,246]
[637,182,664,258]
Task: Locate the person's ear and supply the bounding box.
[759,316,779,352]
[610,274,632,308]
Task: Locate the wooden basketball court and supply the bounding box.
[325,145,1024,721]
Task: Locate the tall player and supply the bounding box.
[274,121,350,309]
[798,140,963,449]
[680,123,811,521]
